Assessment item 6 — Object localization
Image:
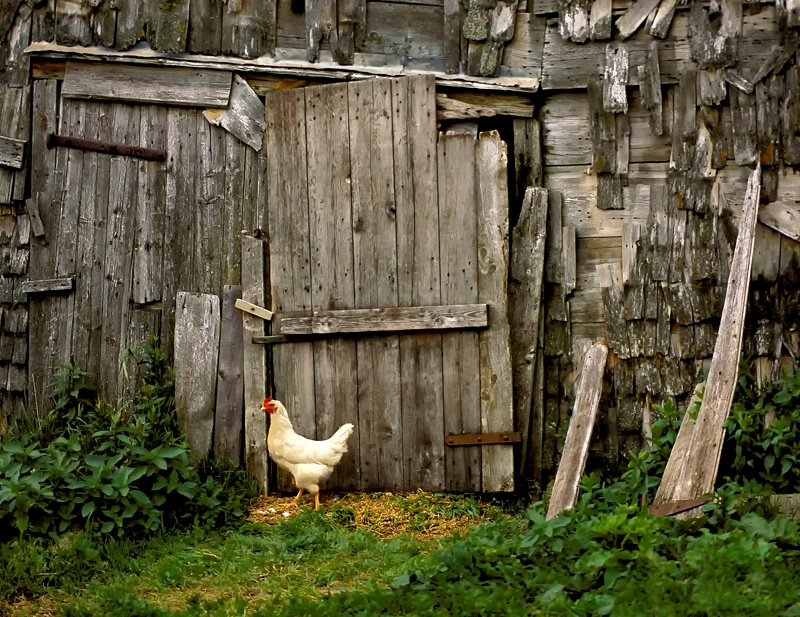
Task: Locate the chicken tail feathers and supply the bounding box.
[329,423,354,452]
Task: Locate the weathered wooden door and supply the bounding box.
[263,75,515,492]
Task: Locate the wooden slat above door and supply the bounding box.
[62,61,233,108]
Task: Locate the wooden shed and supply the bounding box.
[0,0,798,493]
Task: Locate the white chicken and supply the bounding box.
[261,396,354,510]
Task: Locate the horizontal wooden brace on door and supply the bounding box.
[46,133,167,162]
[445,432,522,446]
[278,303,488,336]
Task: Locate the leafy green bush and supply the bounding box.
[0,340,258,541]
[720,365,800,492]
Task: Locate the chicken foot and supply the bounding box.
[289,488,304,507]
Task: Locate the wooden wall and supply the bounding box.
[2,0,800,491]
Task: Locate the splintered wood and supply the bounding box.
[656,165,761,508]
[547,342,608,519]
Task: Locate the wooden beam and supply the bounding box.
[758,201,800,242]
[670,164,761,503]
[279,303,488,335]
[546,342,608,519]
[27,42,540,94]
[61,61,233,108]
[436,91,535,120]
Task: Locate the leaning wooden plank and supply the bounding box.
[757,201,800,242]
[0,136,24,169]
[174,291,221,461]
[62,61,233,108]
[671,164,761,503]
[203,75,266,151]
[615,0,661,39]
[546,342,608,519]
[509,187,548,478]
[477,130,515,492]
[214,286,245,468]
[280,304,488,335]
[653,383,703,505]
[241,235,269,493]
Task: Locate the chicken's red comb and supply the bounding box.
[263,396,273,405]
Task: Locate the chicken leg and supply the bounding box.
[289,488,304,507]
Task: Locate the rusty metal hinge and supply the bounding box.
[47,133,167,162]
[445,432,523,447]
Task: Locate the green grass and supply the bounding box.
[3,505,465,616]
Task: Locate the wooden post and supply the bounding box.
[509,187,549,479]
[546,342,608,519]
[477,131,515,492]
[242,235,269,494]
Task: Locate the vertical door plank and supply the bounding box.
[476,130,515,492]
[195,119,226,294]
[242,235,268,493]
[306,82,361,491]
[223,130,246,287]
[72,101,105,382]
[132,104,167,306]
[215,285,245,467]
[265,88,315,491]
[174,291,221,460]
[28,80,60,414]
[349,79,404,491]
[394,75,446,491]
[438,130,482,492]
[99,103,141,400]
[392,76,445,490]
[163,108,198,357]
